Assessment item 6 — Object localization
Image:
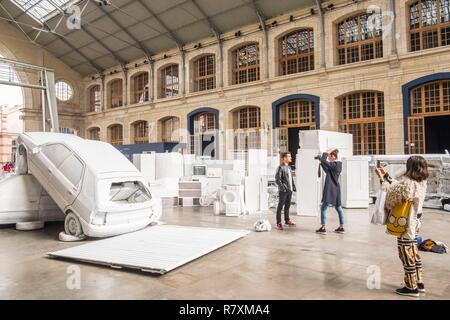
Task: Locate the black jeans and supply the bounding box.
[276,191,292,224]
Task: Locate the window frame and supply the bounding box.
[132,72,149,104]
[338,91,386,155]
[109,124,123,145]
[133,121,149,144]
[88,85,101,112]
[161,117,180,143]
[55,81,73,102]
[278,29,315,76]
[336,12,383,65]
[232,106,261,150]
[193,55,216,92]
[160,64,179,98]
[109,79,123,109]
[88,127,100,141]
[232,43,260,85]
[409,0,450,51]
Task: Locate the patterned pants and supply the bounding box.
[397,238,423,290]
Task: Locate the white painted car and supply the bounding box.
[16,132,161,238]
[0,174,63,225]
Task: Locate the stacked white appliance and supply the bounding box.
[296,130,353,217]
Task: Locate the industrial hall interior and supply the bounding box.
[0,0,449,301]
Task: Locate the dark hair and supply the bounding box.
[280,152,291,159]
[405,156,429,182]
[330,149,339,159]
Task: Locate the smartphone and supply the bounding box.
[376,160,381,168]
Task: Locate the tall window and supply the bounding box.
[232,43,260,84]
[193,55,215,92]
[408,79,450,153]
[191,112,217,158]
[109,79,123,108]
[279,29,314,75]
[339,92,386,155]
[232,107,261,150]
[161,117,180,142]
[160,64,179,98]
[337,12,383,65]
[409,0,450,51]
[133,121,149,144]
[132,72,149,103]
[88,127,100,140]
[88,85,101,112]
[109,124,123,145]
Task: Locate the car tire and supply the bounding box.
[64,212,84,237]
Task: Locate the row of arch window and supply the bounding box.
[86,90,385,155]
[83,78,450,155]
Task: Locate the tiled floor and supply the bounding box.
[1,205,449,299]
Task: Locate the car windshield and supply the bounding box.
[109,181,152,203]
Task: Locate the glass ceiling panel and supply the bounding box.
[10,0,81,23]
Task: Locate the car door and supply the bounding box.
[39,144,75,209]
[49,152,85,209]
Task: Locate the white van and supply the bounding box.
[16,132,161,238]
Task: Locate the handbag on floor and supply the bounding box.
[386,201,411,237]
[371,190,388,225]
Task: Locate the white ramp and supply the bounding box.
[48,225,249,274]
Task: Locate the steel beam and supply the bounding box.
[96,4,152,58]
[81,24,128,66]
[135,0,183,51]
[55,33,103,73]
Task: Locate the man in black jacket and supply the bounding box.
[315,149,345,235]
[275,152,297,230]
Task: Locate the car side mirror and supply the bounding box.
[31,147,41,154]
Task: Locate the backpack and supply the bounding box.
[386,201,411,237]
[419,239,449,254]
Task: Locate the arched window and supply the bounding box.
[108,79,123,108]
[161,117,180,142]
[88,127,100,140]
[108,124,123,145]
[279,100,316,128]
[232,43,260,84]
[132,72,149,103]
[337,12,383,65]
[409,0,450,51]
[88,85,101,112]
[191,111,217,158]
[160,64,179,98]
[279,29,314,75]
[132,121,149,144]
[193,55,215,92]
[194,112,216,133]
[339,91,385,155]
[408,79,450,153]
[232,107,261,150]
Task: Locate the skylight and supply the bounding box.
[10,0,81,24]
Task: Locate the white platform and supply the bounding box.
[48,225,249,274]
